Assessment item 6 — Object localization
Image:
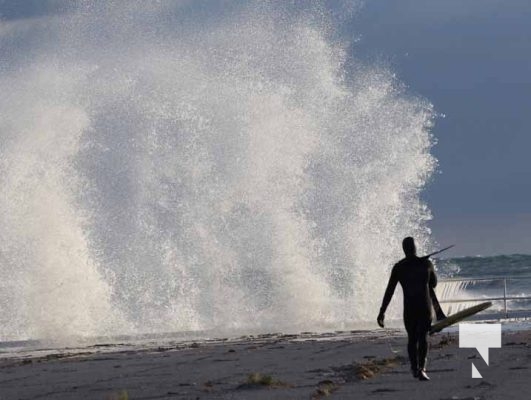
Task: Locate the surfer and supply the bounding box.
[377,237,437,381]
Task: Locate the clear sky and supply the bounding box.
[2,0,530,257]
[350,0,531,256]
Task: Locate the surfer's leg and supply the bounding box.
[417,318,431,370]
[404,315,418,376]
[417,318,432,381]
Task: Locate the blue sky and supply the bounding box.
[2,0,530,257]
[350,0,531,256]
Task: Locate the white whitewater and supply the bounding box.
[0,1,436,342]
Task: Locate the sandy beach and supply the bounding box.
[0,326,529,399]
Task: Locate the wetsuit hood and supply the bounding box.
[402,237,417,257]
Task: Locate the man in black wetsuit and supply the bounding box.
[377,237,437,381]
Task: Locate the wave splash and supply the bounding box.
[0,1,436,341]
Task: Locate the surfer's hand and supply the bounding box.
[377,312,385,328]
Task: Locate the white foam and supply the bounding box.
[0,1,436,341]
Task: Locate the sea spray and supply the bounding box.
[0,1,436,341]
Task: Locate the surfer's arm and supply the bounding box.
[379,264,399,315]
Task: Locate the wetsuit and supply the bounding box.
[379,256,437,372]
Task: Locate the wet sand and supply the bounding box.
[1,328,530,399]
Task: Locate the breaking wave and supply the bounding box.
[0,1,436,341]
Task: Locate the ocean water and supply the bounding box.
[0,1,437,343]
[436,254,531,317]
[1,2,527,346]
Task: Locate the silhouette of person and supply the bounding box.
[377,237,437,381]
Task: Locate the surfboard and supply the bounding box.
[430,287,447,321]
[429,301,492,335]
